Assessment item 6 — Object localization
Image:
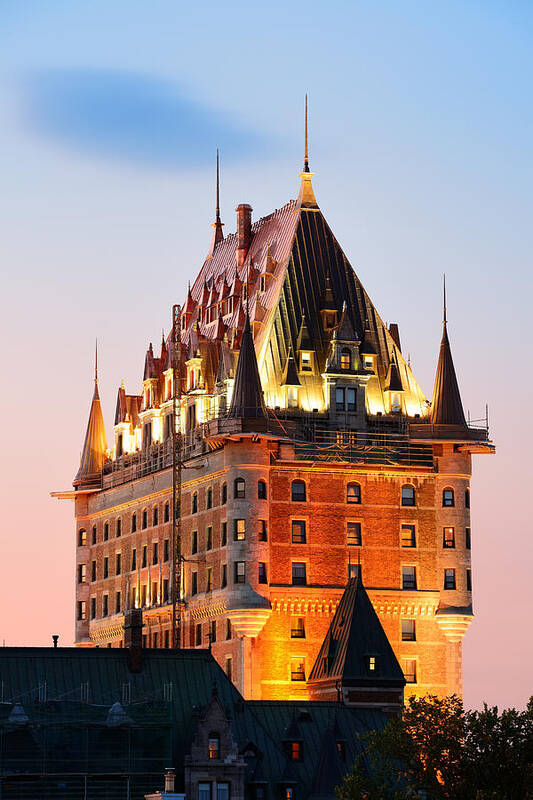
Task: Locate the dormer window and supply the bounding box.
[260,275,266,292]
[208,734,220,759]
[391,392,401,413]
[116,434,123,458]
[325,312,335,329]
[288,741,303,760]
[287,386,298,408]
[368,655,377,671]
[341,349,351,370]
[300,352,312,372]
[364,354,374,370]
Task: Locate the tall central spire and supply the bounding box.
[73,343,108,488]
[430,276,467,426]
[208,149,224,256]
[296,94,318,209]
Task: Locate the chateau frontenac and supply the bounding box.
[54,138,493,703]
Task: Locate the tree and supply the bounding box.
[335,695,533,800]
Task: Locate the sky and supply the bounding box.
[0,0,531,710]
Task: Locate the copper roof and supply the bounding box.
[73,381,108,488]
[430,322,466,426]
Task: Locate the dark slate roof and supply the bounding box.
[309,725,346,800]
[385,352,404,392]
[228,313,266,418]
[308,578,406,686]
[281,348,301,387]
[73,380,108,488]
[296,314,313,351]
[430,322,467,426]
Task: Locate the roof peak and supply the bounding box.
[296,95,318,210]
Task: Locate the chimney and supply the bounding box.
[236,204,252,268]
[124,607,143,673]
[52,635,59,648]
[164,768,176,793]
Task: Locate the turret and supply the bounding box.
[73,346,107,489]
[228,311,266,419]
[430,280,467,426]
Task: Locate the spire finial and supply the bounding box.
[94,339,98,384]
[443,274,447,326]
[208,150,224,255]
[216,148,221,220]
[304,94,309,173]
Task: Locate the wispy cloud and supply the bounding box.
[19,68,270,169]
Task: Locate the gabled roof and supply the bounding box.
[228,313,266,418]
[430,321,466,426]
[308,578,405,686]
[114,385,141,426]
[385,352,404,392]
[73,380,108,488]
[309,726,345,800]
[281,348,301,387]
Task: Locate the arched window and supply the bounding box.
[442,488,455,507]
[208,733,220,760]
[131,513,137,533]
[401,485,416,507]
[234,478,246,499]
[340,348,351,370]
[465,488,470,509]
[291,480,306,502]
[192,492,198,514]
[207,487,213,509]
[221,483,227,504]
[153,506,159,526]
[164,502,170,523]
[78,529,87,547]
[142,509,148,530]
[258,480,267,500]
[346,483,361,504]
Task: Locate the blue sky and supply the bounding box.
[0,0,531,708]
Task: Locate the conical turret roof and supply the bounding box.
[73,377,107,489]
[430,322,466,426]
[228,312,266,418]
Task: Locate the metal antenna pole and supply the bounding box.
[171,304,183,649]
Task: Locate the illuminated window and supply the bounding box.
[401,619,416,641]
[368,656,377,671]
[347,522,362,546]
[164,502,170,523]
[258,562,267,584]
[78,529,87,547]
[347,483,361,504]
[291,520,306,544]
[208,734,220,759]
[287,385,299,408]
[390,392,401,413]
[335,387,345,411]
[443,527,455,548]
[401,524,416,548]
[336,741,346,759]
[364,355,374,370]
[258,480,267,499]
[290,658,306,681]
[192,492,198,514]
[191,572,198,596]
[291,480,306,502]
[402,566,417,590]
[292,562,307,586]
[192,531,198,554]
[78,564,86,584]
[234,477,246,498]
[284,789,294,800]
[340,348,351,370]
[234,561,245,584]
[401,485,416,506]
[77,600,87,621]
[444,569,456,590]
[221,483,227,504]
[234,519,246,541]
[207,487,213,509]
[291,618,305,638]
[289,741,303,760]
[347,387,356,412]
[221,564,227,588]
[300,351,312,372]
[465,528,471,550]
[404,659,417,683]
[442,488,455,507]
[258,520,267,541]
[206,526,213,550]
[466,569,472,591]
[104,522,109,541]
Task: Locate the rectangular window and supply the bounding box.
[234,478,246,498]
[115,553,121,576]
[291,520,307,544]
[131,587,136,608]
[348,563,361,580]
[234,561,245,584]
[206,526,213,550]
[225,656,232,680]
[210,620,217,645]
[104,522,109,541]
[466,568,472,591]
[290,657,306,681]
[403,658,417,683]
[226,618,232,640]
[292,562,307,586]
[289,741,303,760]
[347,387,356,412]
[142,510,148,529]
[115,591,121,614]
[102,595,109,617]
[401,524,416,548]
[78,528,87,547]
[151,581,158,605]
[347,521,362,546]
[465,527,471,550]
[346,483,361,504]
[153,632,158,648]
[221,563,227,588]
[92,525,97,545]
[153,506,158,526]
[444,568,456,590]
[77,600,87,621]
[103,557,109,579]
[78,563,86,584]
[131,514,137,533]
[131,549,137,571]
[258,519,268,541]
[90,597,96,619]
[234,519,246,541]
[401,486,416,506]
[206,567,213,592]
[142,545,147,568]
[335,387,345,411]
[153,542,159,565]
[164,629,170,648]
[191,572,198,595]
[291,617,305,638]
[443,489,455,507]
[401,619,416,641]
[221,521,227,546]
[163,578,169,603]
[192,530,198,554]
[164,502,170,523]
[300,351,312,372]
[258,562,267,584]
[443,527,455,548]
[216,783,229,800]
[164,538,170,561]
[141,585,147,607]
[195,623,202,646]
[402,566,417,590]
[116,518,121,538]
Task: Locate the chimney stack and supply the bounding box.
[52,635,59,648]
[124,607,143,673]
[164,768,176,793]
[236,204,252,268]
